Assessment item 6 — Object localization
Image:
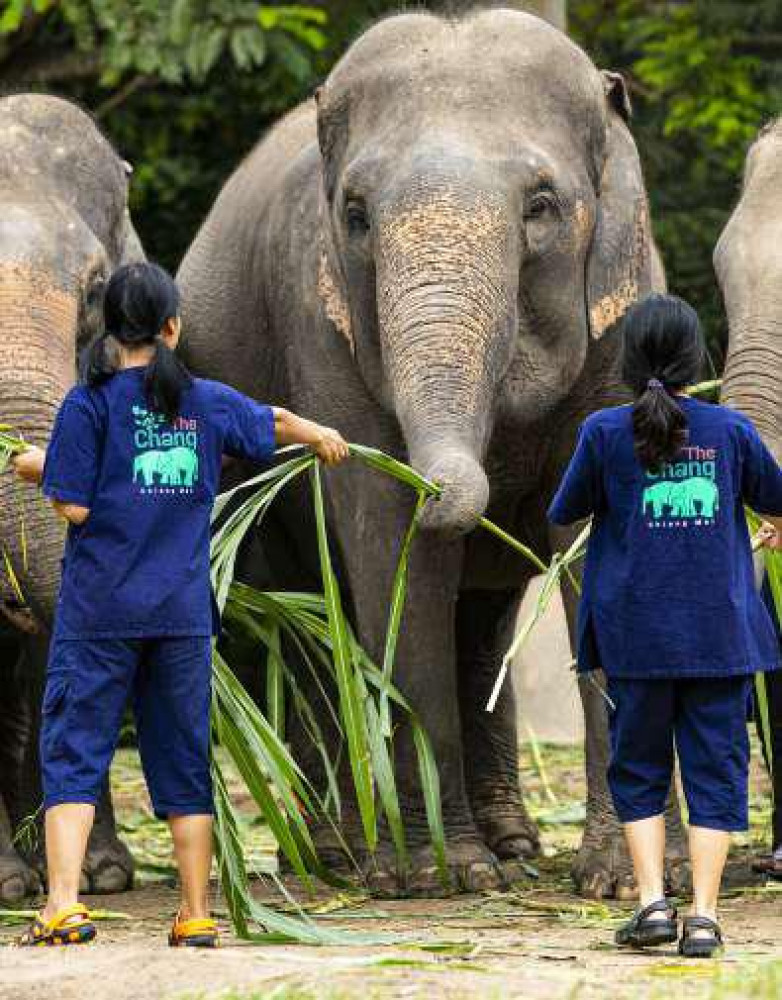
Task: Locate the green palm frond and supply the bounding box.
[208,442,561,941]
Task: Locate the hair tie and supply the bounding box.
[647,378,664,391]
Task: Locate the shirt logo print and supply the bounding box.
[642,446,720,529]
[131,404,200,495]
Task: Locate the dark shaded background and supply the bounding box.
[2,1,780,365]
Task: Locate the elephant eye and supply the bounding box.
[524,188,558,222]
[345,199,370,237]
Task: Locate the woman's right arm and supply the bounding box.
[12,443,91,524]
[33,390,99,525]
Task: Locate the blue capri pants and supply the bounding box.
[41,636,213,818]
[606,675,753,832]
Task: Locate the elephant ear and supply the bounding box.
[314,87,355,353]
[586,71,654,339]
[117,208,145,266]
[315,86,349,205]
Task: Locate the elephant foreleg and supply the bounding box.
[0,634,40,902]
[325,463,504,898]
[457,588,540,870]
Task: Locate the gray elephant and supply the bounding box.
[715,118,782,465]
[179,10,673,898]
[0,94,142,901]
[715,117,782,872]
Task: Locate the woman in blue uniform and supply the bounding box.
[12,262,349,948]
[549,294,782,957]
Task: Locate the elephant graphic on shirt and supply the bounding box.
[642,481,677,518]
[133,447,199,487]
[679,476,719,517]
[642,476,720,519]
[133,449,168,487]
[159,446,199,487]
[667,481,693,517]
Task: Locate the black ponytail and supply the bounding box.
[619,293,706,472]
[144,339,190,424]
[81,261,191,423]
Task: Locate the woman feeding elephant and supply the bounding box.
[549,293,782,957]
[10,262,349,947]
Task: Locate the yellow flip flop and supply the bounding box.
[18,904,97,947]
[168,911,220,948]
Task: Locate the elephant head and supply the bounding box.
[715,118,782,462]
[0,94,144,625]
[315,10,653,532]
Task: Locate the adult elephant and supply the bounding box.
[715,116,782,877]
[0,94,141,900]
[715,118,782,462]
[180,9,672,897]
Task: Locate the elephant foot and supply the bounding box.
[474,809,541,861]
[80,832,135,894]
[0,848,40,903]
[280,822,361,880]
[573,827,636,901]
[365,837,504,899]
[664,830,691,896]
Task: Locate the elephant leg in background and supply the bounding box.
[327,467,505,899]
[457,587,541,875]
[0,633,41,902]
[13,633,134,894]
[549,524,690,900]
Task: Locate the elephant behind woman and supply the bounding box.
[179,9,674,899]
[0,94,142,901]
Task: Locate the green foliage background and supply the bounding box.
[1,1,780,362]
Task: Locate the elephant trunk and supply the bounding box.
[0,264,77,625]
[376,190,516,533]
[721,311,782,464]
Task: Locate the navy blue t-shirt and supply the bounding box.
[548,398,782,679]
[43,368,276,639]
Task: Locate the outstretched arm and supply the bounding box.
[273,408,350,466]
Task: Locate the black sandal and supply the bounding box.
[615,899,678,948]
[678,915,723,958]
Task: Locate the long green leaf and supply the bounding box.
[379,489,428,736]
[310,462,377,851]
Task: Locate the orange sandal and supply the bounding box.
[168,911,220,948]
[18,905,97,947]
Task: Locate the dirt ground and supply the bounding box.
[1,745,781,1000]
